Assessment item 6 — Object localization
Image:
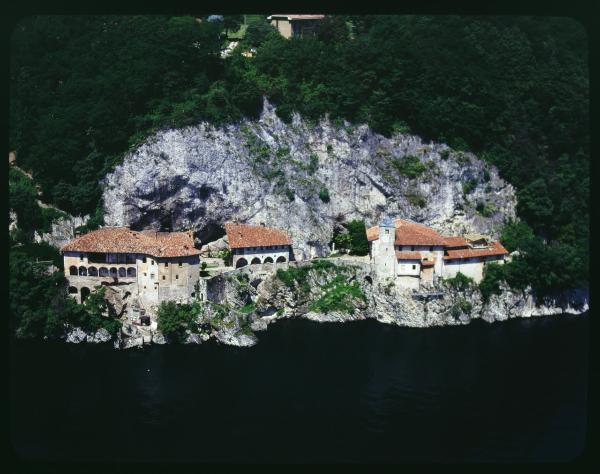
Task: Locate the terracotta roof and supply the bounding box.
[443,236,470,248]
[395,251,422,260]
[367,219,447,246]
[60,227,200,257]
[443,241,509,260]
[225,223,291,249]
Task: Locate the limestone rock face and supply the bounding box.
[88,328,112,343]
[65,327,88,343]
[34,214,89,249]
[103,99,516,260]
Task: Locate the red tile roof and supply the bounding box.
[225,223,291,249]
[443,241,509,260]
[395,251,422,260]
[60,227,200,257]
[367,219,447,246]
[443,236,469,248]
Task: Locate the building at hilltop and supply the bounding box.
[225,223,292,268]
[61,227,200,306]
[367,218,508,288]
[267,14,325,39]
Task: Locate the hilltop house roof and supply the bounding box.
[443,236,470,248]
[443,241,508,260]
[367,219,447,246]
[395,251,422,260]
[60,227,200,257]
[267,14,325,21]
[225,223,291,249]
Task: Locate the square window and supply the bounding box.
[179,262,182,267]
[162,276,165,280]
[412,265,416,270]
[80,254,84,261]
[176,275,179,280]
[165,262,169,267]
[144,273,147,277]
[150,274,154,279]
[151,260,154,265]
[142,257,147,263]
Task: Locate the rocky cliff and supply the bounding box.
[64,261,588,349]
[103,99,517,260]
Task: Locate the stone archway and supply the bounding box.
[118,267,126,277]
[109,267,118,277]
[69,266,78,276]
[78,266,87,276]
[127,267,136,277]
[88,266,98,276]
[276,256,287,263]
[68,286,78,294]
[263,257,274,263]
[251,257,261,265]
[236,258,248,268]
[80,287,90,302]
[99,267,109,277]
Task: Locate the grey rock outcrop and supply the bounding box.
[34,214,89,249]
[103,99,516,260]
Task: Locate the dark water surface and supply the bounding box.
[10,314,589,463]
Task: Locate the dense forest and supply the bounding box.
[9,15,589,334]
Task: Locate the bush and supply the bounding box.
[308,154,319,174]
[500,220,536,252]
[406,192,426,208]
[309,275,365,314]
[157,300,203,342]
[391,155,427,178]
[462,178,478,195]
[479,263,507,301]
[346,220,369,256]
[445,272,474,291]
[451,299,472,319]
[476,201,496,217]
[319,187,330,203]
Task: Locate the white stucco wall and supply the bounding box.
[232,245,291,268]
[371,226,396,278]
[397,259,420,276]
[442,259,484,283]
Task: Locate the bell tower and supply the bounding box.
[374,216,396,278]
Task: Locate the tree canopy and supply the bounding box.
[10,15,589,295]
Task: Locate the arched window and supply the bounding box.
[69,266,77,276]
[118,267,126,277]
[251,257,261,265]
[110,267,118,277]
[68,286,78,294]
[78,266,87,276]
[236,258,248,268]
[88,266,98,277]
[276,256,287,263]
[80,287,90,302]
[263,257,274,263]
[99,267,109,277]
[127,267,136,277]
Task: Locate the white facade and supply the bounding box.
[232,245,291,268]
[64,251,200,305]
[397,259,421,276]
[443,256,505,283]
[372,218,396,278]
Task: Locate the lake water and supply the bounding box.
[9,313,589,463]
